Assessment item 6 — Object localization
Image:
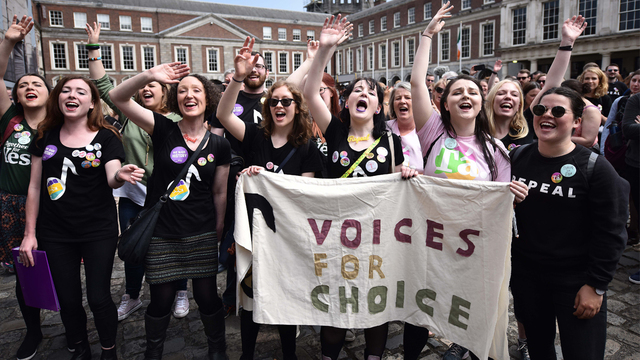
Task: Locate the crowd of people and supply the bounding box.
[0,2,637,359]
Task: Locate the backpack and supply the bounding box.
[603,96,629,173]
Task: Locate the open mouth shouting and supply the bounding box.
[183,101,197,111]
[499,103,513,110]
[274,110,286,121]
[65,101,79,111]
[538,120,556,130]
[25,92,38,101]
[356,99,368,113]
[459,102,473,111]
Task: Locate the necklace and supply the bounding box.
[183,133,198,143]
[347,134,370,144]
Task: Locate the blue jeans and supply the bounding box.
[119,197,186,299]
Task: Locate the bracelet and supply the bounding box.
[114,169,124,183]
[558,45,573,51]
[231,77,244,83]
[88,57,102,61]
[85,44,100,50]
[421,33,432,39]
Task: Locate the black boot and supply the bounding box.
[100,346,118,360]
[70,338,92,360]
[200,309,228,360]
[144,313,171,360]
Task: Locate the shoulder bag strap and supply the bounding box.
[387,131,396,173]
[586,152,598,180]
[423,132,445,169]
[273,147,297,174]
[160,131,211,202]
[341,137,381,178]
[2,115,23,146]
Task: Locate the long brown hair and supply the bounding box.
[36,76,120,144]
[260,81,312,148]
[133,80,171,114]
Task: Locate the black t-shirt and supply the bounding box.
[29,127,125,242]
[523,108,537,140]
[241,122,323,176]
[209,91,265,160]
[324,115,403,178]
[608,81,628,101]
[586,94,612,118]
[499,130,534,152]
[511,144,628,289]
[146,113,231,238]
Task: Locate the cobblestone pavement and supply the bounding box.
[0,244,638,360]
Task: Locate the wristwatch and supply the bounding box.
[595,288,606,296]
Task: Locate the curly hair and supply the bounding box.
[260,81,313,148]
[36,75,120,144]
[339,77,387,140]
[133,80,171,114]
[485,79,528,140]
[167,74,220,120]
[578,67,609,98]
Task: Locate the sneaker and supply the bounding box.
[345,329,356,342]
[442,343,470,360]
[223,304,235,318]
[517,339,531,360]
[117,294,142,321]
[2,261,15,274]
[630,271,640,284]
[173,290,190,318]
[16,332,42,360]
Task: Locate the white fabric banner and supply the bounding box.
[235,172,513,359]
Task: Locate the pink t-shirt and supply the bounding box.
[422,112,511,182]
[386,119,430,173]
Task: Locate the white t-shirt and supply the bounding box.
[386,119,430,173]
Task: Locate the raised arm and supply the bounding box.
[109,62,189,135]
[286,40,319,88]
[215,37,258,142]
[530,15,586,111]
[487,60,502,92]
[86,22,106,80]
[303,15,351,134]
[0,15,33,116]
[411,2,452,131]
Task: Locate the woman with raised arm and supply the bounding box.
[407,3,527,359]
[19,74,143,360]
[109,64,231,360]
[216,37,323,360]
[0,16,53,360]
[303,14,417,360]
[85,22,191,322]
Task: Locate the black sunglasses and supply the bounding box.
[532,104,570,118]
[268,98,295,107]
[517,77,528,81]
[538,80,545,85]
[434,87,444,94]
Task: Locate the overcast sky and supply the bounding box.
[199,0,306,12]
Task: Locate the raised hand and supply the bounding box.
[493,59,503,72]
[148,62,190,84]
[561,15,587,45]
[423,1,453,37]
[234,37,258,79]
[337,22,353,46]
[4,15,33,43]
[85,22,101,44]
[319,14,351,48]
[307,39,319,60]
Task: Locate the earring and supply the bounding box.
[345,103,348,109]
[375,110,380,114]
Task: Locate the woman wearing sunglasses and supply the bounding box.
[216,37,323,360]
[510,15,629,359]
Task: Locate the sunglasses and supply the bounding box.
[434,87,444,94]
[607,69,619,72]
[538,80,545,85]
[268,98,295,107]
[517,77,528,81]
[532,104,570,118]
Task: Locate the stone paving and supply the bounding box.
[0,243,638,360]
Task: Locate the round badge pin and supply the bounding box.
[507,143,518,152]
[266,162,274,170]
[551,172,563,184]
[94,143,102,150]
[561,164,576,178]
[96,151,102,158]
[21,131,29,138]
[207,154,214,162]
[81,160,91,169]
[86,153,96,161]
[332,151,339,163]
[13,124,23,132]
[18,136,30,145]
[340,151,348,158]
[85,144,94,152]
[72,150,80,157]
[366,152,374,159]
[14,133,20,139]
[92,159,100,167]
[197,157,207,166]
[377,155,386,163]
[377,147,388,157]
[366,160,378,173]
[445,138,457,149]
[78,151,86,158]
[340,157,350,166]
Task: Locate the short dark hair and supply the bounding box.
[537,87,585,119]
[518,69,531,76]
[12,73,52,111]
[606,63,619,70]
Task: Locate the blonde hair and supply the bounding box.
[578,67,609,98]
[100,99,114,117]
[485,79,528,140]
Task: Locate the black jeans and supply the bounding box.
[39,238,118,348]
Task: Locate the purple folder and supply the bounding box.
[12,248,60,311]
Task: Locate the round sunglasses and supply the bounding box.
[268,98,295,107]
[532,104,571,118]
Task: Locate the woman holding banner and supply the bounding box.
[407,2,528,359]
[303,14,418,360]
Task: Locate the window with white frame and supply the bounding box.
[619,0,640,31]
[141,17,153,32]
[460,27,470,59]
[356,48,362,71]
[264,51,274,72]
[394,12,401,28]
[347,49,353,73]
[279,52,288,73]
[381,16,387,31]
[101,45,114,70]
[142,46,156,70]
[51,42,67,69]
[369,20,375,34]
[484,0,494,3]
[542,1,559,40]
[512,7,527,45]
[406,37,415,64]
[408,8,415,24]
[75,44,88,70]
[119,16,132,31]
[379,43,387,68]
[481,22,494,56]
[307,30,315,40]
[424,3,432,20]
[579,0,597,35]
[278,28,287,40]
[367,46,374,70]
[73,13,86,28]
[462,0,471,10]
[263,27,272,40]
[336,51,342,75]
[293,52,302,71]
[265,79,274,88]
[293,29,301,41]
[121,45,135,70]
[207,48,219,72]
[392,41,400,67]
[175,47,188,65]
[358,23,363,37]
[97,14,110,30]
[439,31,450,62]
[49,10,63,27]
